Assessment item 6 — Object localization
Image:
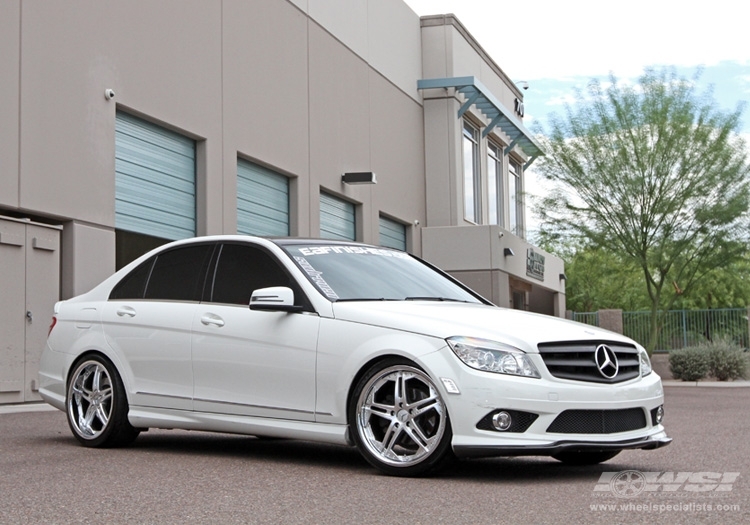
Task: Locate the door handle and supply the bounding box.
[116,306,137,318]
[200,313,225,327]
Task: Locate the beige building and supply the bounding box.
[0,0,564,404]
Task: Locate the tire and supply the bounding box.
[552,450,621,465]
[66,355,140,447]
[349,358,453,476]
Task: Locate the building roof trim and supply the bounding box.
[419,15,524,99]
[418,76,544,167]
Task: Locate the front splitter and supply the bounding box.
[453,435,672,458]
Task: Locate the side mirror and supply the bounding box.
[250,286,303,312]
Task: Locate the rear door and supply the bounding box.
[101,243,214,410]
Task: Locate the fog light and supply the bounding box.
[655,405,664,424]
[492,411,512,431]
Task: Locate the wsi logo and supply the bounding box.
[594,471,740,498]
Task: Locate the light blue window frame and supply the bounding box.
[379,216,407,251]
[320,192,356,241]
[237,159,290,236]
[115,112,196,240]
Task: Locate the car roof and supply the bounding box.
[160,235,384,250]
[269,237,384,249]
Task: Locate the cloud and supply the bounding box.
[544,93,577,107]
[404,0,750,81]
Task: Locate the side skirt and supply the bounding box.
[128,406,351,446]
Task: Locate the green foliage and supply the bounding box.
[669,338,747,381]
[671,257,750,309]
[556,245,651,312]
[706,337,748,381]
[535,67,750,352]
[539,238,750,313]
[669,347,710,381]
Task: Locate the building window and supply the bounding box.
[462,120,481,223]
[379,216,407,251]
[320,192,356,241]
[512,289,527,311]
[509,159,523,238]
[237,159,290,237]
[487,141,504,226]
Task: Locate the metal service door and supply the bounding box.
[0,217,61,403]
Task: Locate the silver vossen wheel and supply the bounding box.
[66,356,139,447]
[352,362,451,475]
[68,360,113,440]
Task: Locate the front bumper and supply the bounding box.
[419,349,670,458]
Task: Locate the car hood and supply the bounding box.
[330,301,635,353]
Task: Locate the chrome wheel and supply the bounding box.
[66,356,139,447]
[352,362,451,475]
[68,360,113,439]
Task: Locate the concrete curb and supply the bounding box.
[0,403,58,415]
[662,380,750,388]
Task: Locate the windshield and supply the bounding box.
[282,244,483,303]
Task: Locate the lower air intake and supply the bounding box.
[547,408,647,434]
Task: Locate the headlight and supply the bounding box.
[447,337,540,378]
[639,348,652,376]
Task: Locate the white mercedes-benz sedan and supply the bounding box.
[39,235,670,476]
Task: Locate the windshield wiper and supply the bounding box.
[404,297,470,303]
[334,298,394,302]
[335,297,472,303]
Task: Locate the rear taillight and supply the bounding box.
[48,316,57,337]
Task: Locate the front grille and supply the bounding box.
[537,341,640,383]
[547,408,647,434]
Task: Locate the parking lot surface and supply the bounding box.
[1,386,748,524]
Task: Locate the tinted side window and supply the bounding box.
[211,244,294,305]
[110,257,155,300]
[144,244,214,301]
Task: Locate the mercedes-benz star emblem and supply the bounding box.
[595,344,619,379]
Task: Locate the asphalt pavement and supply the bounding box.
[1,385,748,524]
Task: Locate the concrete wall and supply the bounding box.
[416,15,565,314]
[422,225,565,310]
[419,15,529,232]
[1,0,427,296]
[0,1,20,211]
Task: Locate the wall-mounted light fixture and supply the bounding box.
[342,172,377,185]
[503,248,515,257]
[559,273,567,281]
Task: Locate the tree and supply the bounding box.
[564,246,650,312]
[671,254,750,310]
[535,68,750,353]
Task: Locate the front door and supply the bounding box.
[191,243,318,420]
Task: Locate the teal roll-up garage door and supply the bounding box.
[115,112,196,240]
[379,216,407,251]
[320,192,355,241]
[237,160,290,236]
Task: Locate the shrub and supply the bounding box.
[707,337,748,381]
[669,347,709,381]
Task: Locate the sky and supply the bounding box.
[403,0,750,130]
[403,0,750,236]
